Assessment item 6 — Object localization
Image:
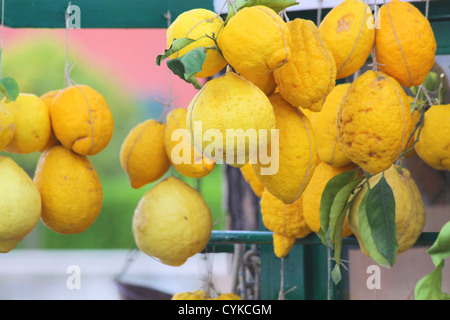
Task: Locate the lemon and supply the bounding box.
[164,108,215,178]
[414,104,450,170]
[336,70,411,174]
[274,18,336,112]
[0,104,16,151]
[166,9,227,78]
[3,93,51,154]
[50,84,114,156]
[252,93,318,204]
[218,5,291,75]
[240,162,264,198]
[310,83,352,167]
[403,96,421,159]
[0,156,41,253]
[375,0,436,88]
[260,188,311,258]
[302,162,356,237]
[120,119,171,189]
[133,177,213,267]
[348,165,425,255]
[318,0,375,79]
[186,72,276,168]
[33,146,103,235]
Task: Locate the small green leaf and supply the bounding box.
[166,47,207,90]
[331,263,342,285]
[357,187,390,267]
[427,221,450,268]
[0,77,19,102]
[366,174,398,267]
[318,168,360,246]
[415,261,450,300]
[156,37,199,66]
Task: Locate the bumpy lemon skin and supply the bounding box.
[336,70,411,175]
[218,5,291,75]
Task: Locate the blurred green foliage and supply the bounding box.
[2,36,226,249]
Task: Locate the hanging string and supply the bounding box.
[0,0,4,78]
[64,2,77,88]
[316,0,323,26]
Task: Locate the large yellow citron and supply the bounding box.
[260,188,312,258]
[33,146,103,235]
[3,93,51,154]
[274,18,336,112]
[166,9,227,78]
[348,165,425,256]
[164,108,215,178]
[318,0,375,79]
[132,177,213,267]
[336,70,411,174]
[252,93,318,205]
[375,0,436,88]
[414,104,450,170]
[186,72,276,168]
[0,157,41,253]
[50,85,114,156]
[218,5,291,75]
[309,83,352,167]
[120,119,171,189]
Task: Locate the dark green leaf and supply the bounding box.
[318,168,360,246]
[0,77,19,102]
[427,221,450,268]
[414,261,450,300]
[166,47,207,90]
[357,187,390,267]
[366,175,398,267]
[156,37,198,66]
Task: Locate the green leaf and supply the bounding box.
[225,0,299,23]
[427,221,450,268]
[156,37,199,66]
[0,77,19,102]
[327,178,361,285]
[318,168,360,246]
[166,47,207,90]
[414,261,450,300]
[327,179,362,247]
[365,175,398,267]
[357,187,390,267]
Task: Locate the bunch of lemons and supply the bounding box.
[0,84,114,252]
[127,0,448,288]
